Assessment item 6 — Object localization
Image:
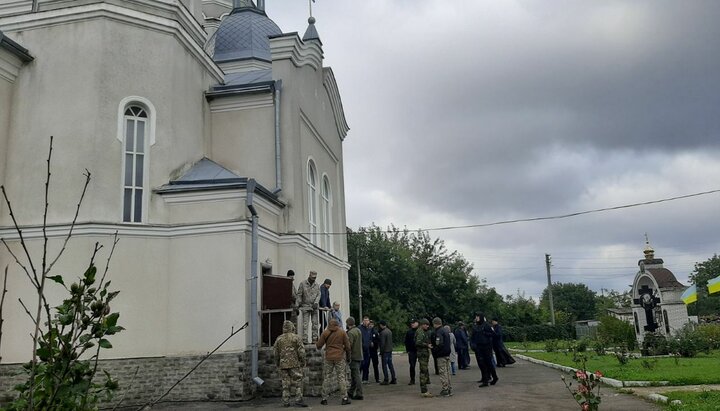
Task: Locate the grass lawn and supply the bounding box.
[506,341,548,350]
[520,351,720,385]
[664,390,720,410]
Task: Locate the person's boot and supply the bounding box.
[341,397,351,405]
[490,377,499,385]
[421,390,434,398]
[408,379,415,385]
[294,400,308,408]
[478,381,489,388]
[390,379,397,384]
[380,380,389,385]
[320,399,328,405]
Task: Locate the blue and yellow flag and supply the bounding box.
[681,285,698,304]
[708,276,720,295]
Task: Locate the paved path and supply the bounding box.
[149,355,659,411]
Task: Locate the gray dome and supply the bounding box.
[213,7,282,63]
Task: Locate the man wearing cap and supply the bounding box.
[378,320,397,385]
[404,319,419,385]
[316,318,352,405]
[273,320,308,408]
[414,318,433,397]
[296,271,321,343]
[431,317,452,396]
[346,317,364,400]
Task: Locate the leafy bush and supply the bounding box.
[597,315,636,351]
[615,344,630,366]
[503,324,570,342]
[669,323,709,358]
[696,323,720,350]
[592,339,606,356]
[544,339,559,352]
[7,263,123,411]
[641,332,670,356]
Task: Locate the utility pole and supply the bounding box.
[545,253,555,325]
[357,249,363,321]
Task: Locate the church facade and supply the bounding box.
[0,0,350,392]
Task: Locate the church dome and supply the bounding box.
[212,2,281,63]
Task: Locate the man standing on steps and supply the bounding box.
[273,320,308,408]
[378,320,397,385]
[295,271,320,343]
[431,317,452,396]
[404,319,419,385]
[415,318,433,398]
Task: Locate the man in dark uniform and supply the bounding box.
[471,312,498,387]
[404,319,419,385]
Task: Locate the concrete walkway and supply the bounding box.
[146,354,659,411]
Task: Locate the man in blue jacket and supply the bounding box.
[454,322,470,370]
[359,316,372,383]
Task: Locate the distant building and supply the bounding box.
[631,240,690,343]
[606,307,633,325]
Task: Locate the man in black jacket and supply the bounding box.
[431,317,452,396]
[405,319,419,385]
[470,312,498,387]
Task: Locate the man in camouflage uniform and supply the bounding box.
[295,270,321,343]
[415,318,433,397]
[273,320,308,408]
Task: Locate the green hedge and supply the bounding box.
[503,324,571,342]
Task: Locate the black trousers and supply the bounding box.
[369,348,380,382]
[408,350,417,381]
[474,346,497,383]
[457,347,469,368]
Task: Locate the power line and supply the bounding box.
[335,187,720,236]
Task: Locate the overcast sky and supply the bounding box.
[266,0,720,300]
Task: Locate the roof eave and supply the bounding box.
[0,31,33,62]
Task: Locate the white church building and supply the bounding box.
[0,0,350,401]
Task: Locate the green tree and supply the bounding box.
[498,292,543,326]
[347,225,502,342]
[540,282,597,324]
[594,289,631,319]
[688,254,720,316]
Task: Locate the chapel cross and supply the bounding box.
[309,0,316,17]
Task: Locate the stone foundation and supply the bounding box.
[0,345,325,408]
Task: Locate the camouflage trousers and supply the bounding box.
[298,307,319,343]
[418,354,430,393]
[437,356,451,392]
[321,359,348,400]
[279,367,303,405]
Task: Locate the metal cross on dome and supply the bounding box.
[309,0,316,17]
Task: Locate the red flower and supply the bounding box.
[576,370,586,380]
[581,403,590,411]
[594,370,603,378]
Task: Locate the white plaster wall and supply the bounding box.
[210,104,276,188]
[1,17,214,227]
[0,75,13,218]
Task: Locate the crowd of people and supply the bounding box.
[274,270,516,407]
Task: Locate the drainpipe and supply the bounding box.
[246,179,263,387]
[273,80,282,194]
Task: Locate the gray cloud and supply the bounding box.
[267,1,720,298]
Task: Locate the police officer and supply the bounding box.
[414,318,433,398]
[273,320,308,407]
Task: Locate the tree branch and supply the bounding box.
[0,239,37,288]
[0,185,39,285]
[99,232,119,289]
[17,298,37,326]
[45,168,91,275]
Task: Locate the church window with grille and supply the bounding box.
[307,160,318,244]
[122,106,147,223]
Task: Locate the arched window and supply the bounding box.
[122,105,147,223]
[633,312,640,334]
[663,310,670,334]
[321,176,332,252]
[307,160,318,244]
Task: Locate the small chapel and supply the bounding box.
[1,0,350,402]
[631,240,690,343]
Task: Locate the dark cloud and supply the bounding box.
[267,1,720,298]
